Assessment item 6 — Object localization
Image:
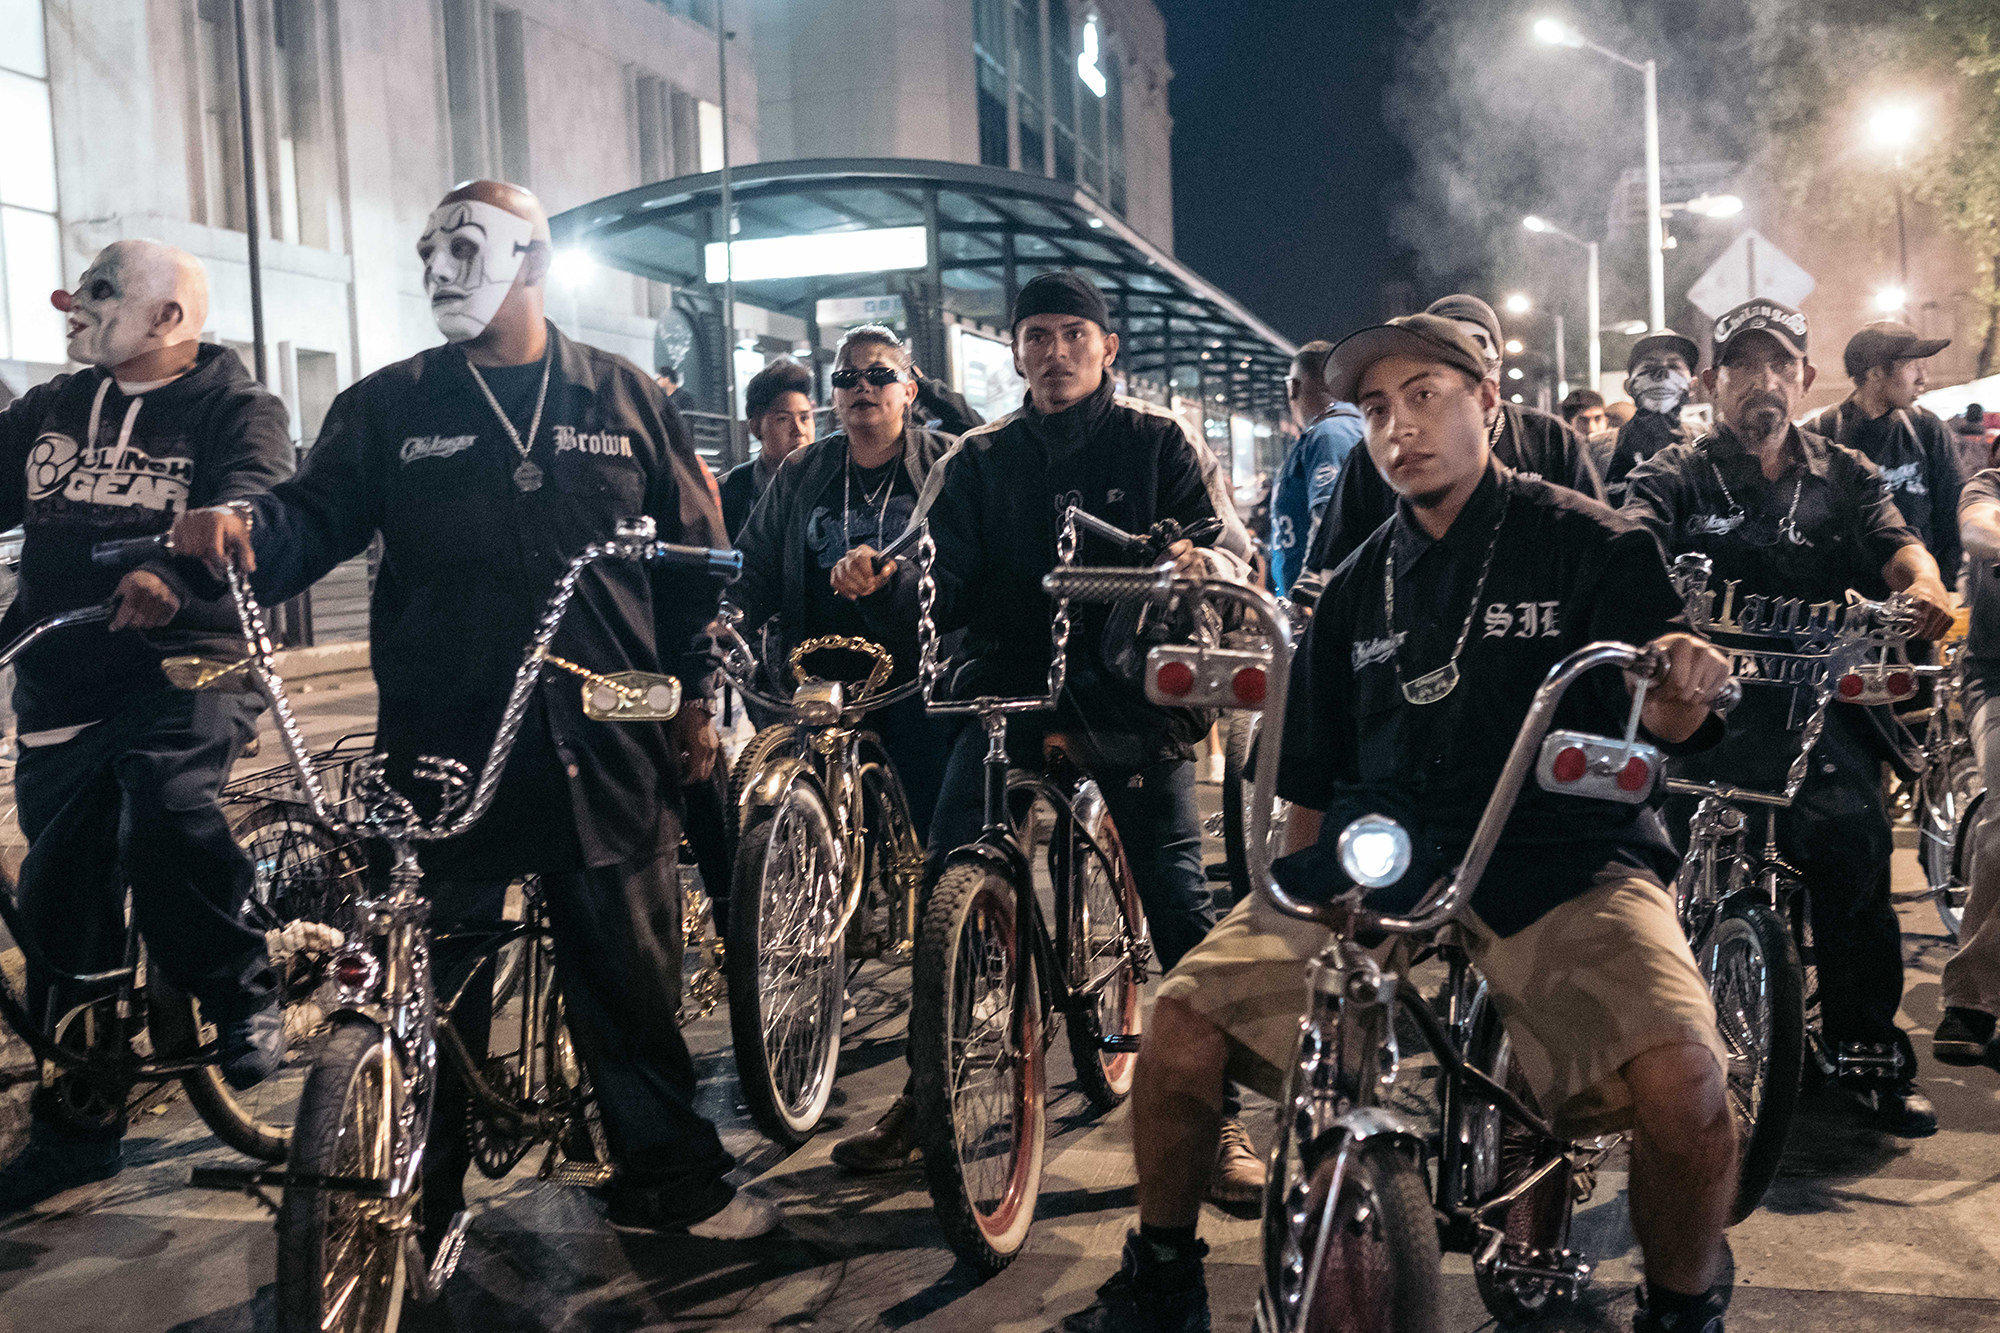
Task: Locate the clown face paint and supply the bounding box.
[418,200,536,342]
[1628,357,1692,416]
[58,250,158,369]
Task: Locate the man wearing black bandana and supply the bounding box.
[169,181,769,1245]
[1603,328,1700,506]
[1303,293,1604,576]
[1622,298,1954,1137]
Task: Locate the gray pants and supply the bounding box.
[1943,689,2000,1014]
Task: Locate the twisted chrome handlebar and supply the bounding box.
[215,520,740,842]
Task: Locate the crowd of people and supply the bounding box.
[0,172,1994,1333]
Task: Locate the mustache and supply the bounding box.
[1740,390,1788,415]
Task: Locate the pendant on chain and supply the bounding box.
[513,458,544,492]
[1401,663,1459,706]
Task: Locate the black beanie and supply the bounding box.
[1013,270,1111,331]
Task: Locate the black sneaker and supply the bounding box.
[1060,1232,1211,1333]
[1632,1282,1727,1333]
[1933,1008,1996,1066]
[0,1134,123,1215]
[1857,1081,1939,1137]
[218,1002,286,1090]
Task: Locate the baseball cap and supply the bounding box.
[1842,320,1951,379]
[1424,294,1502,357]
[1713,299,1809,364]
[1326,314,1490,404]
[1628,328,1700,374]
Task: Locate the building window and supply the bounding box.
[972,0,1009,169]
[1075,14,1103,192]
[645,0,713,29]
[1012,0,1044,174]
[192,0,248,231]
[1047,0,1076,183]
[1103,38,1124,216]
[269,0,340,250]
[441,0,531,188]
[0,0,62,363]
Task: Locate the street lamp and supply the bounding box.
[1534,16,1664,331]
[1522,214,1602,390]
[1504,291,1533,315]
[1875,284,1909,314]
[1865,98,1923,293]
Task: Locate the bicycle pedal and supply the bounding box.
[404,1209,471,1303]
[1835,1042,1905,1083]
[543,1160,614,1188]
[1099,1034,1143,1054]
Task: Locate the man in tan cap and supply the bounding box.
[1061,313,1739,1333]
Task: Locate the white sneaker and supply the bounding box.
[684,1191,783,1240]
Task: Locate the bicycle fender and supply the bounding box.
[740,754,822,820]
[943,837,1033,887]
[1302,1105,1428,1171]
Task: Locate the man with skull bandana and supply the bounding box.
[0,240,295,1212]
[1304,293,1605,576]
[1622,299,1954,1136]
[1603,329,1701,507]
[170,182,772,1243]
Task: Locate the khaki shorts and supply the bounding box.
[1155,865,1726,1139]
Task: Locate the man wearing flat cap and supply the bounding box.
[1063,313,1741,1333]
[828,269,1258,1184]
[1304,293,1604,576]
[1622,298,1954,1140]
[1807,320,1963,576]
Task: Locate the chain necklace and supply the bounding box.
[843,448,898,549]
[463,341,554,493]
[1706,457,1809,546]
[1383,489,1509,705]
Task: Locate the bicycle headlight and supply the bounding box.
[1337,815,1412,889]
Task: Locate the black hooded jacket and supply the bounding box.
[0,343,294,732]
[924,375,1250,767]
[1306,402,1603,576]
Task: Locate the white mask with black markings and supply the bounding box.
[1628,363,1692,416]
[418,200,536,342]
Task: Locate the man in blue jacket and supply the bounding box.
[1268,340,1361,596]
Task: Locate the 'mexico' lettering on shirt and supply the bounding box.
[401,434,478,464]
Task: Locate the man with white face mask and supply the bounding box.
[171,180,770,1250]
[0,240,294,1212]
[1603,330,1700,507]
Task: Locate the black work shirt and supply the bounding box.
[1619,424,1921,787]
[1277,463,1714,936]
[1602,409,1688,508]
[246,324,728,876]
[800,454,917,674]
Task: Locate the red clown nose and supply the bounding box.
[49,289,73,312]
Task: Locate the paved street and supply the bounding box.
[2,675,1999,1330]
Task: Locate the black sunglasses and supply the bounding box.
[831,366,908,389]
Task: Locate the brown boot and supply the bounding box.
[831,1096,920,1173]
[1207,1117,1265,1205]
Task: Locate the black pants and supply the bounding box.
[16,686,273,1133]
[423,816,736,1225]
[1670,710,1910,1071]
[863,693,962,845]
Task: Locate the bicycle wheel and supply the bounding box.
[1463,1004,1578,1325]
[276,1018,413,1333]
[1059,803,1145,1109]
[1700,894,1804,1223]
[1934,775,1984,939]
[1221,712,1286,908]
[852,738,921,960]
[909,860,1045,1276]
[1281,1134,1440,1333]
[725,773,846,1146]
[167,806,362,1161]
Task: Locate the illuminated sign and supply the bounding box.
[1078,17,1107,98]
[704,226,928,284]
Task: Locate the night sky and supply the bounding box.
[1156,0,1409,347]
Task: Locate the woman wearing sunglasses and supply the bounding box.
[728,324,963,847]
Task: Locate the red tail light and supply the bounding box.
[1617,756,1652,791]
[1552,746,1587,783]
[1156,661,1195,697]
[1887,670,1915,697]
[1231,667,1267,706]
[1838,673,1865,699]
